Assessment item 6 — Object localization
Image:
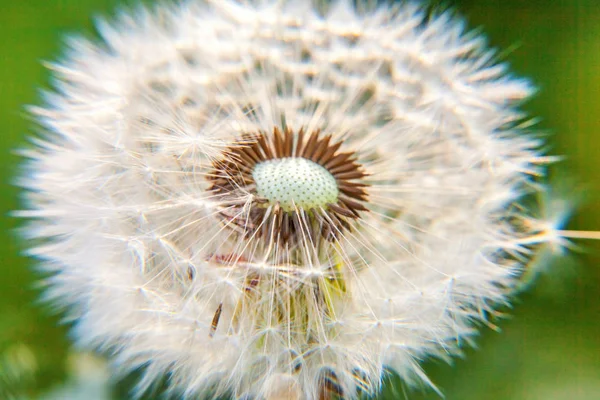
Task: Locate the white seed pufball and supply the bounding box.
[253,157,339,212]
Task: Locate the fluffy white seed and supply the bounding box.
[18,0,566,399]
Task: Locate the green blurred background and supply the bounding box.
[1,1,599,399]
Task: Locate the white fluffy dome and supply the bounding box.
[19,1,560,399]
[254,157,339,212]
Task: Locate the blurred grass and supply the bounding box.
[1,1,599,399]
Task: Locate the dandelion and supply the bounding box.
[17,0,583,399]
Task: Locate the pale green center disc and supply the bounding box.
[253,157,339,212]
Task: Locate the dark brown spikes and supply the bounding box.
[310,135,331,163]
[208,127,370,247]
[271,127,282,157]
[249,140,266,161]
[338,214,352,231]
[323,151,353,170]
[328,203,357,218]
[300,209,315,244]
[257,134,273,159]
[291,211,303,241]
[242,145,262,164]
[260,206,273,239]
[339,180,368,188]
[301,129,320,159]
[317,139,343,164]
[338,182,367,193]
[296,209,310,242]
[282,212,291,242]
[333,170,366,180]
[340,196,369,213]
[283,127,294,157]
[321,221,333,241]
[294,127,305,157]
[339,186,368,201]
[329,161,361,175]
[210,178,228,188]
[236,149,258,166]
[274,204,284,239]
[229,162,253,174]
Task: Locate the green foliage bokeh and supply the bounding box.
[1,1,598,399]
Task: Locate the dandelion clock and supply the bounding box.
[18,0,582,399]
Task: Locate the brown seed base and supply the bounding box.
[208,127,369,247]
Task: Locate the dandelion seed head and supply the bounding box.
[19,0,567,399]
